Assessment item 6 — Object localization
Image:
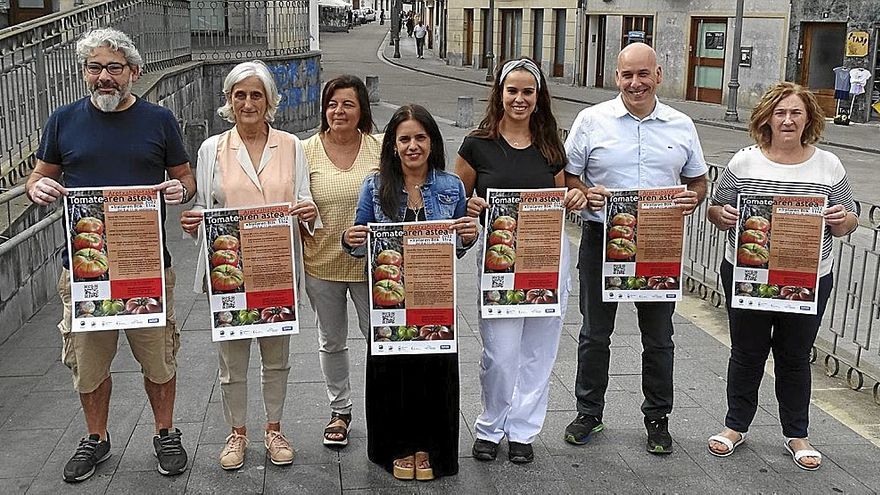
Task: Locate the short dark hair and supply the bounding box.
[319,75,374,133]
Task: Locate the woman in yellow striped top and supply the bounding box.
[302,75,380,447]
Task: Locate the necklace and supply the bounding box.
[504,133,531,147]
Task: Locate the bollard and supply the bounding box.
[366,75,380,103]
[456,96,473,128]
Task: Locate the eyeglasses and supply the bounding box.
[85,62,129,76]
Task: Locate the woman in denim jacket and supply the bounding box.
[343,104,478,481]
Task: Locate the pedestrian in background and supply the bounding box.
[563,42,707,454]
[301,75,381,449]
[344,104,478,481]
[180,60,319,471]
[455,58,586,464]
[28,27,194,482]
[406,13,415,37]
[413,20,427,59]
[706,82,857,471]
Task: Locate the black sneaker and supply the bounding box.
[564,414,604,445]
[645,417,673,454]
[508,441,534,464]
[471,439,498,461]
[63,432,111,483]
[153,428,188,475]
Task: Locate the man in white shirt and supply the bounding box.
[563,42,708,454]
[414,20,428,59]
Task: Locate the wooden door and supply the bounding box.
[580,15,590,86]
[10,0,52,25]
[595,15,606,88]
[800,22,847,117]
[464,9,474,65]
[686,17,726,104]
[480,9,489,69]
[552,9,566,77]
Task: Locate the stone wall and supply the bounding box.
[0,206,64,344]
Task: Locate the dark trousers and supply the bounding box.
[720,260,833,438]
[574,221,675,419]
[416,37,425,57]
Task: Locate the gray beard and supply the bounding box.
[91,90,128,112]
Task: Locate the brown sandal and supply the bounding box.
[414,451,434,481]
[322,412,351,447]
[392,455,415,480]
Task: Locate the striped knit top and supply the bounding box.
[711,145,856,276]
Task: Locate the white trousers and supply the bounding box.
[304,274,370,415]
[474,241,571,444]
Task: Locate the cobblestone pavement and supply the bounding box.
[1,21,879,495]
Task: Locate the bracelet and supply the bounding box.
[180,183,189,203]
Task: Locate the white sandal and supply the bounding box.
[707,431,745,457]
[784,438,822,471]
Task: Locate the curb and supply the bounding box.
[377,38,879,156]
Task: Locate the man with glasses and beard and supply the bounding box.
[26,28,195,482]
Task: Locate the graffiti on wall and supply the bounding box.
[269,58,320,112]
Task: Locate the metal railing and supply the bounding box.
[190,0,311,60]
[0,0,191,191]
[682,163,880,405]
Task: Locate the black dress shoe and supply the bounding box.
[508,441,534,464]
[472,439,498,461]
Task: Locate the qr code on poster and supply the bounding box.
[744,270,758,282]
[221,295,236,309]
[381,312,395,324]
[612,264,626,275]
[491,276,504,288]
[83,284,99,299]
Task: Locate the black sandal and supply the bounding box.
[323,412,351,447]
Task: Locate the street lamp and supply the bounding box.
[484,0,494,81]
[724,0,744,122]
[392,0,401,58]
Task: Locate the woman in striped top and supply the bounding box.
[706,82,858,470]
[301,75,381,448]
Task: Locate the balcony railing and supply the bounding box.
[191,0,311,60]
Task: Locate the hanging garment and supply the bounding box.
[849,68,871,96]
[833,67,850,100]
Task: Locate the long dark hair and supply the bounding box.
[319,75,374,133]
[471,57,566,171]
[378,104,446,220]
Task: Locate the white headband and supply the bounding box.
[498,59,541,90]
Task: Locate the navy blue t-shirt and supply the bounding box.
[37,96,189,267]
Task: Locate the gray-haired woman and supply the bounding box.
[180,60,320,470]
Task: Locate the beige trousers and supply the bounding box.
[218,335,291,427]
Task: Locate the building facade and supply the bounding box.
[443,0,791,111]
[786,0,880,122]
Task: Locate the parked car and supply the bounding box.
[362,8,376,22]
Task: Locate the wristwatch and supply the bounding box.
[179,183,189,203]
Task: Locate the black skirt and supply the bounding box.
[365,349,460,477]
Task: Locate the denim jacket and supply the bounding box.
[345,169,473,257]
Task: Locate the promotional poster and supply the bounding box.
[63,187,166,331]
[602,186,686,302]
[368,221,457,356]
[202,203,299,341]
[480,188,566,318]
[731,194,825,314]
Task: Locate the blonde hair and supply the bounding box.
[749,82,825,149]
[217,60,281,123]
